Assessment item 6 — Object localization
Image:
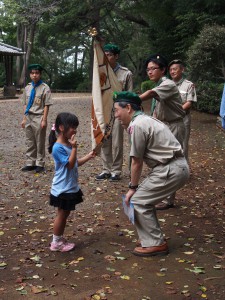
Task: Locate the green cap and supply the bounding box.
[103,44,120,55]
[28,64,44,71]
[113,91,142,106]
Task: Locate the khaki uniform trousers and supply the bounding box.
[101,118,124,176]
[165,120,185,205]
[167,120,185,148]
[131,157,189,247]
[183,113,191,161]
[25,114,46,167]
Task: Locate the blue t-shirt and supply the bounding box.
[51,143,80,197]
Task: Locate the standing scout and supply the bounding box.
[21,64,53,173]
[139,54,186,210]
[113,91,189,256]
[169,59,197,161]
[96,44,133,182]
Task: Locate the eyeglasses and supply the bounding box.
[146,67,160,73]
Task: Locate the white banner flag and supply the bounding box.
[91,39,122,152]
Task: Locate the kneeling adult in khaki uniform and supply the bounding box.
[21,64,53,173]
[113,91,189,256]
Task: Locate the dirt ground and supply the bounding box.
[0,94,224,300]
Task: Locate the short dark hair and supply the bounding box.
[168,59,185,69]
[117,101,142,111]
[145,54,168,75]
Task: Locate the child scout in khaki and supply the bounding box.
[21,64,53,173]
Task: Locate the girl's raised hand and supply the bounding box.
[69,134,77,148]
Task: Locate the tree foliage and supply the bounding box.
[187,24,225,113]
[187,24,225,82]
[0,0,225,113]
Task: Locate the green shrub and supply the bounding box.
[141,80,156,93]
[194,81,224,114]
[76,80,91,92]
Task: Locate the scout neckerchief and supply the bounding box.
[150,77,164,116]
[175,76,185,87]
[113,63,120,73]
[24,80,43,115]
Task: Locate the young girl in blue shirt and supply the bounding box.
[48,112,95,252]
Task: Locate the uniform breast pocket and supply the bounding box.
[34,96,41,105]
[180,91,188,103]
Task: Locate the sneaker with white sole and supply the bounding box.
[50,238,75,252]
[109,174,121,181]
[95,172,111,181]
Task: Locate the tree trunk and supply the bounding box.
[16,24,24,86]
[18,23,36,86]
[74,45,78,71]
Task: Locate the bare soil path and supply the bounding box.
[0,94,224,300]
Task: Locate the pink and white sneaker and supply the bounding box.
[50,238,75,252]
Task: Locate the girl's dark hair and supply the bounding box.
[48,112,79,154]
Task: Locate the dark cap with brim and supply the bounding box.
[103,44,120,55]
[168,59,185,68]
[145,54,168,68]
[113,91,142,106]
[28,64,44,71]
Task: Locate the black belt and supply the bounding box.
[153,153,184,168]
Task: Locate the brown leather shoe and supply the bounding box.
[155,202,174,210]
[133,242,169,257]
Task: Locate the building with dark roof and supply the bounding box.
[0,42,25,98]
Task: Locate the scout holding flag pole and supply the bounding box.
[89,28,133,181]
[89,28,122,153]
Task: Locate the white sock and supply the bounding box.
[52,234,62,243]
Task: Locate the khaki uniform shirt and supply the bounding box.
[21,82,53,115]
[128,114,183,168]
[152,77,185,123]
[176,78,197,114]
[115,65,133,91]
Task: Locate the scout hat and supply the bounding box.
[113,91,142,106]
[145,53,168,69]
[103,44,120,55]
[28,64,44,72]
[168,59,185,68]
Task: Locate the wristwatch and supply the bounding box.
[128,182,139,190]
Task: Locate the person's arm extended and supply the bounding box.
[125,156,143,205]
[130,156,143,186]
[21,105,27,128]
[41,105,49,128]
[67,134,77,169]
[67,147,77,170]
[182,101,192,111]
[78,151,96,166]
[140,90,158,101]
